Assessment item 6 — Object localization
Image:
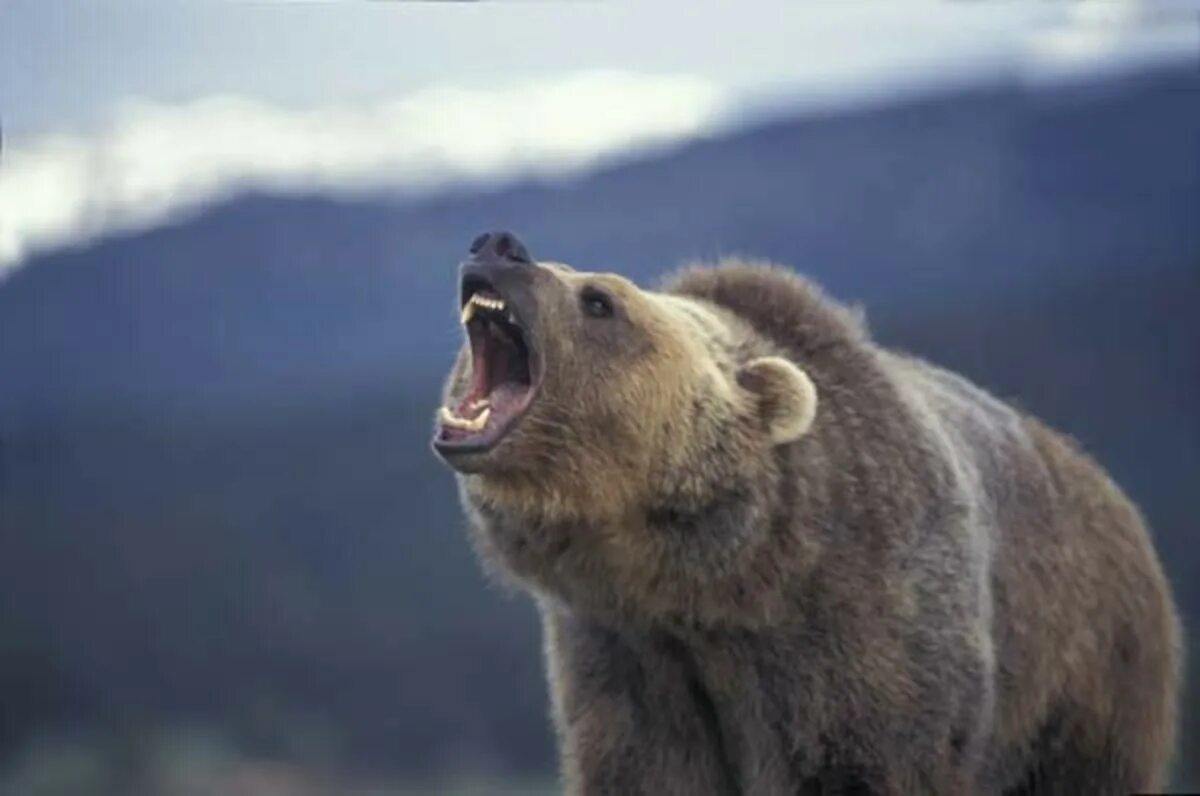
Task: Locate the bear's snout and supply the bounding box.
[468,230,533,265]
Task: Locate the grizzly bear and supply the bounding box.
[432,231,1181,795]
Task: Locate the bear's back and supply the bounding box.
[878,350,1179,788]
[880,350,1033,507]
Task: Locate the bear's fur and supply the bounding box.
[434,251,1181,795]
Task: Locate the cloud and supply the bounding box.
[0,71,724,276]
[1022,0,1200,81]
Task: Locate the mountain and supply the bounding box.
[0,65,1197,782]
[2,67,1196,418]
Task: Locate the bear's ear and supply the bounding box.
[736,356,818,445]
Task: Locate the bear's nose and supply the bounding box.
[468,230,533,265]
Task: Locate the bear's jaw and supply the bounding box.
[434,281,541,467]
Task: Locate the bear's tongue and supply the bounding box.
[442,314,530,435]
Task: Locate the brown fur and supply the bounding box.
[438,258,1181,795]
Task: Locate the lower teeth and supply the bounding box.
[440,405,491,431]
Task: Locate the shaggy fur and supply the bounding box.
[436,256,1181,795]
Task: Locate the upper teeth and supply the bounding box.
[461,293,506,324]
[473,294,505,310]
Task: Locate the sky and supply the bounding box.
[1,0,1197,276]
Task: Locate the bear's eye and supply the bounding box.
[580,287,615,319]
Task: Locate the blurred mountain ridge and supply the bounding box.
[1,64,1195,418]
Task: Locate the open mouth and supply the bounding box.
[433,277,539,455]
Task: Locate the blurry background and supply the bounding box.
[1,1,1197,794]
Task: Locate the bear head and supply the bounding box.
[432,231,821,624]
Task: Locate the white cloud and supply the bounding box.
[1022,0,1200,81]
[0,71,724,276]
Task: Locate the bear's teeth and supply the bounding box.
[439,405,491,431]
[461,294,507,325]
[471,294,505,310]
